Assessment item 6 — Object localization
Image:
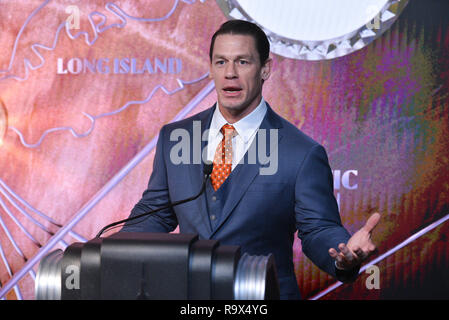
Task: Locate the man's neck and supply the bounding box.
[218,97,263,124]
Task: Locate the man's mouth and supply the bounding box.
[222,86,242,95]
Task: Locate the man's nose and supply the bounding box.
[225,62,238,79]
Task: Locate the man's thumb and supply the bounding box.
[363,212,381,232]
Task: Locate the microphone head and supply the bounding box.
[203,161,213,175]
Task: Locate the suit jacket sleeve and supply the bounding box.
[120,125,178,233]
[295,144,359,282]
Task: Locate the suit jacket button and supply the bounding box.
[212,196,217,201]
[210,215,216,221]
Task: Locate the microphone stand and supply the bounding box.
[96,163,213,238]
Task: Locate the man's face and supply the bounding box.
[210,34,271,121]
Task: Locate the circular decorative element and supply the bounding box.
[216,0,409,60]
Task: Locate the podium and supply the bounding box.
[35,232,280,300]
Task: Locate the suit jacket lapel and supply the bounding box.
[187,104,216,235]
[210,104,284,238]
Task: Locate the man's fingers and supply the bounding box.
[354,247,365,259]
[338,243,355,262]
[328,248,338,258]
[330,244,359,270]
[354,243,377,261]
[329,248,344,264]
[355,248,370,261]
[329,242,374,270]
[363,212,381,233]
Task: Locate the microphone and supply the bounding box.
[96,162,214,238]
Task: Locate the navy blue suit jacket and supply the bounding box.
[121,103,357,299]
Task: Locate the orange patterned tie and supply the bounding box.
[210,124,236,191]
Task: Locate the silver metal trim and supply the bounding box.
[234,253,270,300]
[35,249,63,300]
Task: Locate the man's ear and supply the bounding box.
[261,58,273,81]
[209,62,213,79]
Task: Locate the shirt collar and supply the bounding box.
[211,98,267,143]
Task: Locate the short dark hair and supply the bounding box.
[209,20,270,65]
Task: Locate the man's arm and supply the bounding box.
[120,125,178,233]
[294,144,359,281]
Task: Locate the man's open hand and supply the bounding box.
[328,212,381,271]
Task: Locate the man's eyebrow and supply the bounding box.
[212,54,254,60]
[212,54,226,60]
[235,54,254,60]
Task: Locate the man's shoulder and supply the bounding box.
[269,107,321,150]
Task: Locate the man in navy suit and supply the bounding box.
[121,20,380,299]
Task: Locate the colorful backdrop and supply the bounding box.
[0,0,448,300]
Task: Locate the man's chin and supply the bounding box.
[219,103,246,115]
[218,97,242,109]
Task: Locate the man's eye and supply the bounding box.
[215,60,225,65]
[239,60,248,65]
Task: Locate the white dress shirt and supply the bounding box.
[206,98,267,171]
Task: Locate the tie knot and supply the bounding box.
[221,124,236,138]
